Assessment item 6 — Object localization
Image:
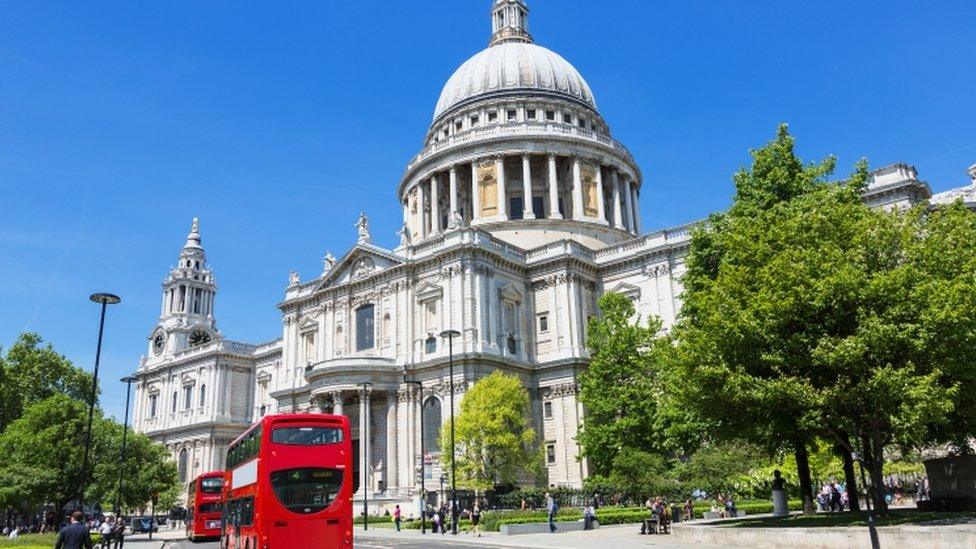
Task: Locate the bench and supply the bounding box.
[641,515,671,534]
[499,520,600,535]
[702,510,747,520]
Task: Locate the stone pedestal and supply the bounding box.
[772,489,789,517]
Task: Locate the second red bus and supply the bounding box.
[186,470,224,541]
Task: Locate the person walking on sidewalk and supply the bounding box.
[546,492,558,534]
[393,505,402,532]
[471,503,482,537]
[55,511,93,549]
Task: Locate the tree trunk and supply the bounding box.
[860,432,888,516]
[838,434,860,512]
[794,440,815,515]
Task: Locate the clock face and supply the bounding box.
[152,332,165,355]
[188,329,211,347]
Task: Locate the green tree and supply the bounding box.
[670,126,976,514]
[440,371,540,492]
[90,423,179,513]
[578,292,670,476]
[670,125,850,514]
[0,333,93,431]
[0,394,179,515]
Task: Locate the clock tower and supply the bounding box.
[148,217,220,357]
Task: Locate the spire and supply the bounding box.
[184,217,202,250]
[489,0,532,46]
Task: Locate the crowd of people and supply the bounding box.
[2,511,128,549]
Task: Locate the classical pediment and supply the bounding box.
[499,283,523,303]
[415,280,444,301]
[608,281,641,300]
[316,244,405,290]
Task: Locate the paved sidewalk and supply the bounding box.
[122,528,186,548]
[356,522,729,549]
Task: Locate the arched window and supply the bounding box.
[178,448,188,483]
[199,384,206,407]
[355,304,375,351]
[423,397,442,452]
[172,391,178,413]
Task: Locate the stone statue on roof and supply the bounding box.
[356,212,371,244]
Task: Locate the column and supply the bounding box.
[631,182,642,233]
[470,161,481,221]
[595,164,606,222]
[547,154,561,219]
[611,170,623,228]
[430,174,440,235]
[448,165,458,221]
[622,175,635,234]
[496,155,507,219]
[420,183,429,240]
[571,156,584,220]
[332,390,343,416]
[358,387,371,494]
[386,392,398,491]
[522,154,535,219]
[486,271,496,347]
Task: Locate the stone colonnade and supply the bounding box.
[310,383,460,499]
[406,153,641,239]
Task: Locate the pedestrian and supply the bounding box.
[583,503,595,531]
[55,511,93,549]
[432,506,441,534]
[471,503,481,537]
[112,517,126,549]
[545,492,558,534]
[393,504,401,532]
[99,518,114,549]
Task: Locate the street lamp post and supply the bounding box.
[115,375,138,516]
[80,292,121,514]
[359,381,372,531]
[439,329,461,535]
[402,371,426,534]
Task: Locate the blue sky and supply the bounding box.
[2,0,974,422]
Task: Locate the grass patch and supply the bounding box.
[0,532,103,548]
[723,509,976,529]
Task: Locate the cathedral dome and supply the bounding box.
[433,42,596,121]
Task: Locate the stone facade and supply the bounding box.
[132,0,976,510]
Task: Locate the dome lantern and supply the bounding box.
[490,0,532,46]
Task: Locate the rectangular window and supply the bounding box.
[303,331,317,362]
[532,196,545,217]
[356,304,376,351]
[184,385,193,410]
[563,112,572,124]
[543,401,553,419]
[488,111,498,122]
[578,117,587,128]
[149,394,158,418]
[539,314,549,333]
[509,196,524,220]
[546,443,556,465]
[507,109,517,120]
[470,115,479,126]
[526,108,536,119]
[272,427,343,445]
[545,110,555,121]
[455,120,463,132]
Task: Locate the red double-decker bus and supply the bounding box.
[220,414,353,549]
[186,471,224,541]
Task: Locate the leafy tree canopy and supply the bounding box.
[440,371,541,492]
[0,333,93,432]
[578,292,671,476]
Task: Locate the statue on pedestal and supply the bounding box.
[771,469,789,517]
